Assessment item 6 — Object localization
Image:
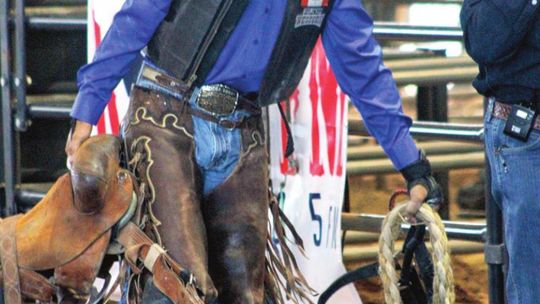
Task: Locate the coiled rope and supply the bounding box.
[378,203,455,304]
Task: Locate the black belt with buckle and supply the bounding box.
[138,63,261,129]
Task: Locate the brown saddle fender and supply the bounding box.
[15,135,134,271]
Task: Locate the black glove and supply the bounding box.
[399,151,444,210]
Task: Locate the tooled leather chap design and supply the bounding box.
[123,87,269,303]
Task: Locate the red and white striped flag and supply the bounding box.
[88,0,130,135]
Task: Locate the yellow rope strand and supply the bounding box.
[378,203,455,304]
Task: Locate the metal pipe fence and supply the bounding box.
[1,0,16,216]
[27,17,86,31]
[15,0,28,132]
[24,13,465,41]
[350,119,484,142]
[348,141,483,161]
[374,23,463,41]
[342,213,487,243]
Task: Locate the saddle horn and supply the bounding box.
[70,135,122,214]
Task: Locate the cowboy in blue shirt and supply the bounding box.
[65,0,442,302]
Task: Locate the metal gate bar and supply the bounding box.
[0,0,16,216]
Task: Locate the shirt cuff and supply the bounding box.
[384,135,420,170]
[70,91,109,125]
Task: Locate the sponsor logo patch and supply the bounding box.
[295,8,326,28]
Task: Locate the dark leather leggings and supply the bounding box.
[123,87,269,304]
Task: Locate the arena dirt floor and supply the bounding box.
[347,165,488,304]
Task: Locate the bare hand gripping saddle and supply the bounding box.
[0,135,203,303]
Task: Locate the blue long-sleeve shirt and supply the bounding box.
[72,0,419,169]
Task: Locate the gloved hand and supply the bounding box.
[65,119,93,168]
[399,151,444,223]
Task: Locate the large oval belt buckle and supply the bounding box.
[197,84,239,116]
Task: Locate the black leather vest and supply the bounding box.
[147,0,335,106]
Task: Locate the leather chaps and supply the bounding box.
[123,87,269,304]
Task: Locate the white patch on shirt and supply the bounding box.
[295,8,326,28]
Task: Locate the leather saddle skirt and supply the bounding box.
[14,135,133,271]
[15,175,132,271]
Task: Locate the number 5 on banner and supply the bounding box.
[309,193,323,247]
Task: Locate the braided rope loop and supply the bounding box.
[378,203,455,304]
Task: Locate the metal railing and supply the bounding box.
[350,119,484,142]
[27,17,86,31]
[1,0,16,216]
[374,23,463,41]
[22,12,465,41]
[343,213,487,243]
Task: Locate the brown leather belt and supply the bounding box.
[139,63,261,127]
[493,101,540,130]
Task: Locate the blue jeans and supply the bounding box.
[484,99,540,304]
[189,99,247,195]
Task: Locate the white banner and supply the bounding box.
[269,40,362,304]
[88,0,130,135]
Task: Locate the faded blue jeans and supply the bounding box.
[484,99,540,304]
[189,95,247,195]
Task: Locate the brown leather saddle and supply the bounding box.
[0,135,202,303]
